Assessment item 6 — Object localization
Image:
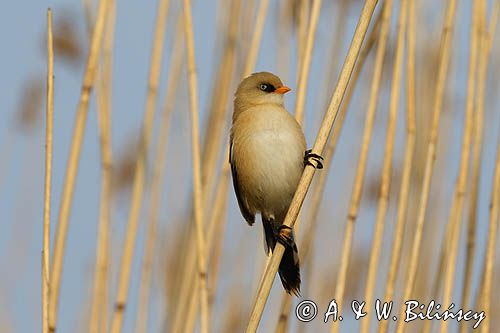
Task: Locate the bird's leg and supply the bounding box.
[304,149,324,169]
[277,225,294,249]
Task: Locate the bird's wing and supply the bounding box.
[229,139,255,226]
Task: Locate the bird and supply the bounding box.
[229,72,322,295]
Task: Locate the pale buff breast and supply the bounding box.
[231,105,306,220]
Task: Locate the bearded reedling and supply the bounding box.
[229,72,323,295]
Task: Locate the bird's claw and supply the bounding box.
[304,149,324,169]
[277,225,294,248]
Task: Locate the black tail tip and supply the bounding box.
[284,281,301,296]
[278,245,301,296]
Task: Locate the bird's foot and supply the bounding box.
[304,149,324,169]
[277,225,294,248]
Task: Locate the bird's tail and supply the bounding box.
[262,219,301,295]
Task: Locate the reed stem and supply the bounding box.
[242,0,270,77]
[42,8,54,333]
[360,0,405,331]
[331,2,391,332]
[134,28,184,333]
[395,1,458,331]
[294,0,322,125]
[379,0,416,331]
[182,0,209,332]
[110,0,171,331]
[87,1,115,332]
[479,113,500,333]
[48,0,109,330]
[460,4,496,331]
[438,2,479,332]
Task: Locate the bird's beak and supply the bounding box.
[274,86,291,94]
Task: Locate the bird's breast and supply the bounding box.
[231,105,306,216]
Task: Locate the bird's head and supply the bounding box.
[234,72,291,109]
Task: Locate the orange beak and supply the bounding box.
[274,86,291,94]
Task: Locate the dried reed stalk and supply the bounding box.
[170,231,198,332]
[294,0,321,125]
[172,1,269,329]
[182,0,209,332]
[88,1,115,332]
[110,0,171,331]
[243,0,270,77]
[317,0,351,114]
[330,2,391,332]
[245,0,380,331]
[475,3,499,333]
[304,11,385,325]
[276,0,292,81]
[201,0,241,201]
[296,0,310,80]
[196,3,239,309]
[185,281,200,333]
[395,0,458,331]
[360,0,405,331]
[134,30,184,333]
[170,244,196,332]
[42,8,54,333]
[179,162,233,333]
[239,0,257,62]
[275,293,293,333]
[477,8,500,331]
[206,163,231,316]
[274,16,381,332]
[461,1,495,327]
[438,2,479,331]
[48,0,109,331]
[379,0,415,331]
[463,7,499,333]
[182,35,244,333]
[165,16,199,333]
[479,109,500,333]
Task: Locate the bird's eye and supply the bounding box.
[259,83,275,92]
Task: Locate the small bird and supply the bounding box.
[229,72,322,295]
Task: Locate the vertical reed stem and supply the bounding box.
[460,3,494,329]
[109,0,171,331]
[201,0,241,201]
[135,30,184,333]
[182,0,209,332]
[395,0,457,331]
[439,2,479,331]
[294,0,322,125]
[48,0,109,330]
[88,2,115,332]
[331,2,391,332]
[379,0,416,331]
[43,8,54,333]
[242,0,270,77]
[479,118,500,333]
[361,0,405,331]
[172,1,269,328]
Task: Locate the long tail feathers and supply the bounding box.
[278,240,301,295]
[262,219,301,295]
